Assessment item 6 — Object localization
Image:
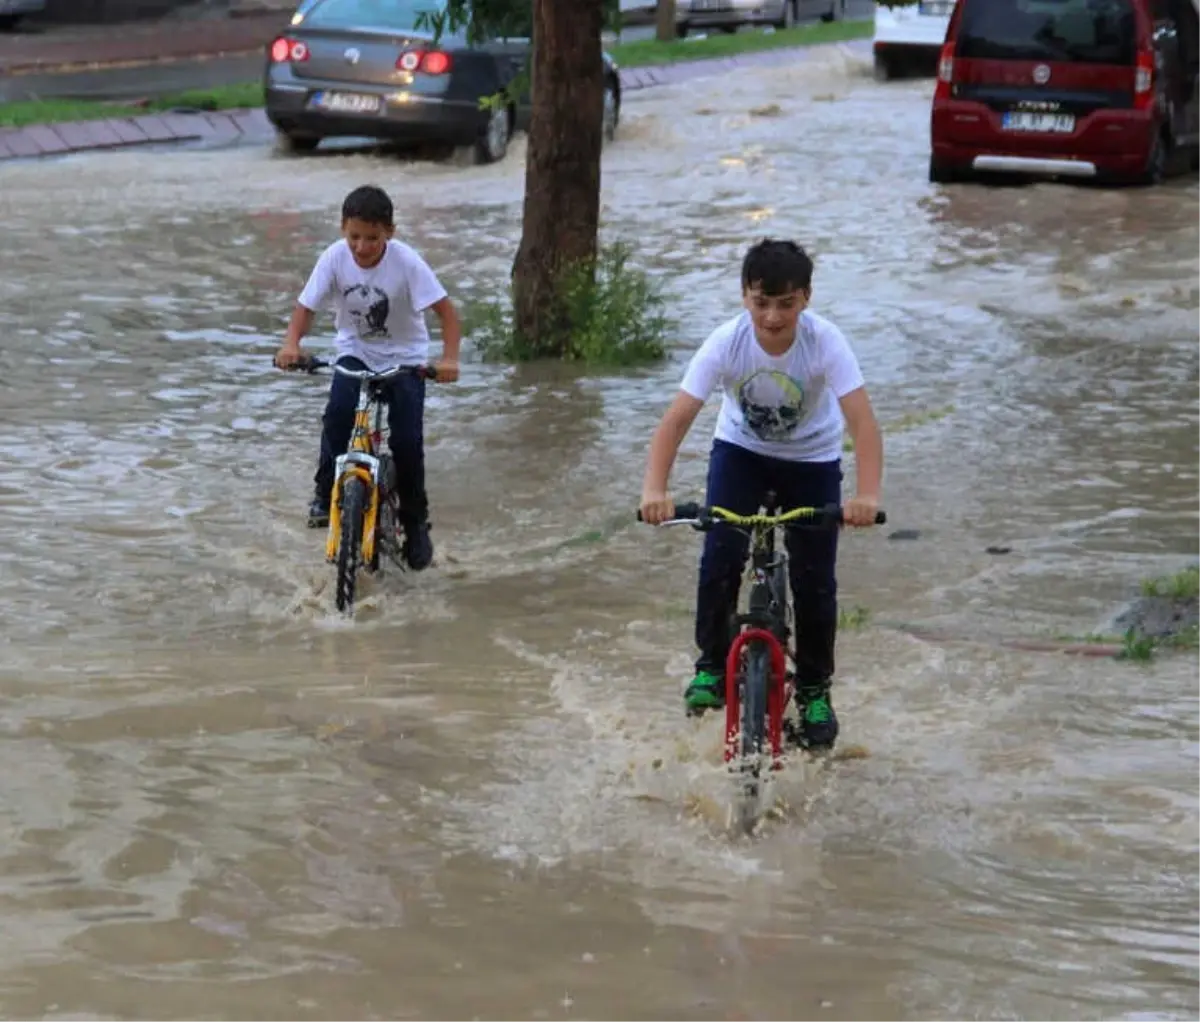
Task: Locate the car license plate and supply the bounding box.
[312,91,382,114]
[918,0,954,14]
[1002,111,1076,133]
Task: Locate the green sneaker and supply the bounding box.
[684,670,724,716]
[799,692,839,750]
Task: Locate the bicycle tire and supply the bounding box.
[741,640,770,765]
[336,476,367,613]
[370,454,398,572]
[732,640,772,834]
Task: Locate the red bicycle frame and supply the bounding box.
[724,627,790,769]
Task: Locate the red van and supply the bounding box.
[929,0,1200,185]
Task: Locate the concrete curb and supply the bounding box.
[0,40,868,163]
[0,107,273,160]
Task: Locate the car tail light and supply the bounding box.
[422,50,452,74]
[270,36,308,62]
[1133,48,1154,110]
[396,49,453,74]
[933,41,954,101]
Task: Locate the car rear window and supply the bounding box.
[957,0,1136,64]
[302,0,443,31]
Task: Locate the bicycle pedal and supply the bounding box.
[684,703,723,720]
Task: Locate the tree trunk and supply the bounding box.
[655,0,678,42]
[511,0,606,357]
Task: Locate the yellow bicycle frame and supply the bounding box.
[324,403,382,566]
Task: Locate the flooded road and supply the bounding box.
[0,43,1197,1020]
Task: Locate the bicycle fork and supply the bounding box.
[723,629,789,769]
[325,394,384,565]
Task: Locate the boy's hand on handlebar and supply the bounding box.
[274,343,305,370]
[640,491,675,525]
[433,359,460,384]
[843,494,881,527]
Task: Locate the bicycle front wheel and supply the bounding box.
[733,640,772,835]
[336,475,367,613]
[741,641,770,765]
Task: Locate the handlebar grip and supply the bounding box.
[823,502,887,525]
[635,502,704,523]
[274,354,327,373]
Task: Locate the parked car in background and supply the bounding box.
[928,0,1199,185]
[266,0,622,162]
[872,0,956,80]
[680,0,847,37]
[616,0,660,27]
[0,0,46,31]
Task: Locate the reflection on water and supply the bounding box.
[0,43,1196,1021]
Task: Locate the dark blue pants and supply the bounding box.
[313,355,428,526]
[695,439,841,695]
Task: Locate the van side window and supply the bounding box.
[1167,0,1199,73]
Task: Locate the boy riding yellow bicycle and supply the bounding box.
[275,184,461,571]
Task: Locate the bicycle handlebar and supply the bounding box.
[275,355,437,381]
[636,502,887,528]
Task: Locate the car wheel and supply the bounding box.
[0,14,23,31]
[472,103,511,165]
[277,131,321,154]
[602,80,619,144]
[821,0,843,22]
[1138,131,1169,186]
[928,155,962,184]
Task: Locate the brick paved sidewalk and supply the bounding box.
[0,9,289,74]
[0,40,868,162]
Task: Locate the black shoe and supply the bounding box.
[307,494,330,529]
[403,520,434,571]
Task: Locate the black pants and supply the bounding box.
[313,355,428,527]
[694,439,841,695]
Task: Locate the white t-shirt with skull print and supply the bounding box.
[298,239,448,371]
[680,309,864,463]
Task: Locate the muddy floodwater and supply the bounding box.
[0,42,1197,1021]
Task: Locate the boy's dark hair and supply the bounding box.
[741,238,814,295]
[341,185,394,227]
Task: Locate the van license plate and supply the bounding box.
[313,92,382,114]
[1002,111,1075,133]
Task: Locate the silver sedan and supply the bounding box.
[680,0,847,35]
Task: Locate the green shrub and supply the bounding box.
[465,242,671,367]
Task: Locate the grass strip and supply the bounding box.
[609,18,871,67]
[0,81,265,129]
